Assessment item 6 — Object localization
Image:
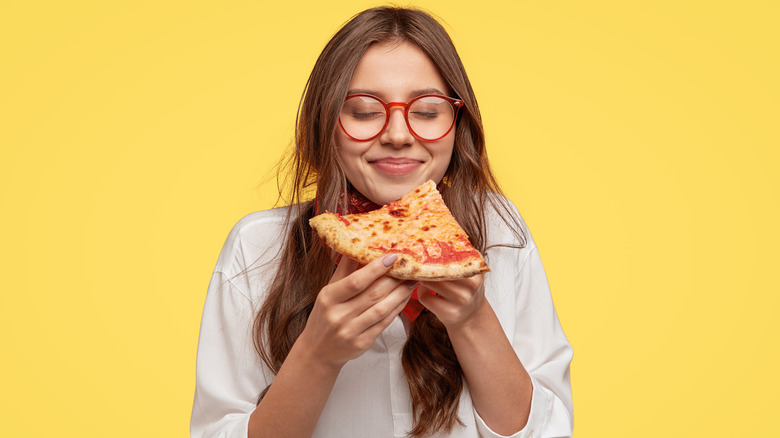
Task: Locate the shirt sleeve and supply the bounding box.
[475,245,574,438]
[190,271,268,438]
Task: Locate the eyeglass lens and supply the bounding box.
[340,95,456,141]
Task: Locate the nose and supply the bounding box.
[380,105,414,147]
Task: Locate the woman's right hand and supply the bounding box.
[248,254,412,437]
[296,254,414,370]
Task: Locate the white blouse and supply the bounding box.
[191,202,573,438]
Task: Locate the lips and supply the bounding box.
[369,157,423,175]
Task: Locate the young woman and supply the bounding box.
[191,7,572,438]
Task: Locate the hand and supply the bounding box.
[297,254,414,370]
[416,274,486,329]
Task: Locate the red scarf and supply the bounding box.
[320,189,426,322]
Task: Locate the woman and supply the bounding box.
[192,7,572,438]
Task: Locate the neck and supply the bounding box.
[314,187,382,215]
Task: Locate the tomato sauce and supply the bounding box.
[371,240,478,264]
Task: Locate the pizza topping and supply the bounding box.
[389,207,409,217]
[372,241,481,264]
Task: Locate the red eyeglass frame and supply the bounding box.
[338,93,464,142]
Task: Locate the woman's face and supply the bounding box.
[335,40,455,206]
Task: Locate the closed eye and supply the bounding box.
[410,111,440,119]
[351,111,384,120]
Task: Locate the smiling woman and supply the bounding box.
[191,6,573,438]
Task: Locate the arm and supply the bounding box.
[448,297,534,434]
[193,254,414,438]
[247,255,414,437]
[418,245,573,437]
[418,277,533,435]
[191,271,268,438]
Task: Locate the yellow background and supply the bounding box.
[2,1,778,436]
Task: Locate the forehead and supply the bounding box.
[347,40,449,100]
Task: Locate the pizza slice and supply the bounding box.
[309,180,489,281]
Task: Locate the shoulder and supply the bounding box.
[213,206,295,278]
[480,194,549,310]
[482,192,537,251]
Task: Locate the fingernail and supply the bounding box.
[406,281,419,289]
[382,254,398,267]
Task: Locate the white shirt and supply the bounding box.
[191,201,573,438]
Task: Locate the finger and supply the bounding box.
[332,277,412,323]
[329,256,359,284]
[352,281,413,330]
[359,285,414,339]
[416,284,443,307]
[360,303,411,347]
[416,283,442,300]
[328,254,399,302]
[417,285,455,323]
[348,277,414,310]
[418,277,486,327]
[419,274,483,300]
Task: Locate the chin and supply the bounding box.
[358,176,441,205]
[368,192,399,206]
[375,183,422,205]
[360,187,400,205]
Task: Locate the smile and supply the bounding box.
[368,158,424,175]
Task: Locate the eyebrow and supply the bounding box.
[346,88,448,100]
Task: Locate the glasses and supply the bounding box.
[339,94,464,142]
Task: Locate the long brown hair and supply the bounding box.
[253,7,525,436]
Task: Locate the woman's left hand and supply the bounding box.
[415,274,486,329]
[418,273,534,435]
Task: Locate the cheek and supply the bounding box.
[434,139,456,172]
[335,130,364,158]
[334,135,369,177]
